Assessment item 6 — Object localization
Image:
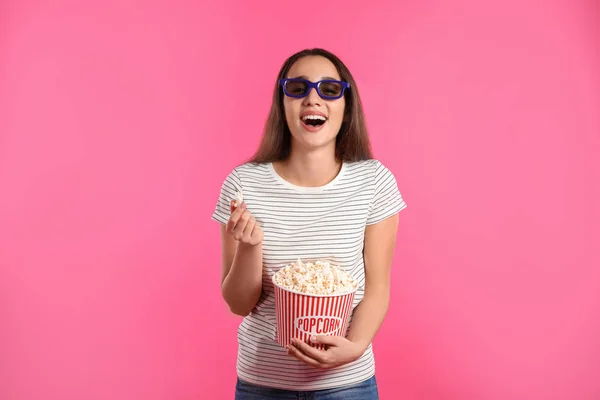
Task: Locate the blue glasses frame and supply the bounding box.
[280,78,350,100]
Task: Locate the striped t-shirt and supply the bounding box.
[211,159,407,391]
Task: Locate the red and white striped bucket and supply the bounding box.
[273,279,357,350]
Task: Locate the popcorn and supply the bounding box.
[273,259,358,296]
[272,259,358,348]
[233,190,244,208]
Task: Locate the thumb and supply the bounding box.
[310,335,340,346]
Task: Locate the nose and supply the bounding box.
[302,86,322,106]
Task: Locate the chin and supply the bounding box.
[292,133,337,151]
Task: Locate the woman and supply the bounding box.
[212,48,407,399]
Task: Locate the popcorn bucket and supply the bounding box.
[273,279,357,350]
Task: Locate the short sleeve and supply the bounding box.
[366,161,407,225]
[211,168,243,225]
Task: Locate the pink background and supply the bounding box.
[1,1,599,399]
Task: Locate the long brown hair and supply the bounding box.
[249,48,373,163]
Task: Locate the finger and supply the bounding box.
[241,217,256,242]
[227,202,246,230]
[252,222,263,240]
[286,345,322,368]
[309,335,342,347]
[226,203,247,233]
[232,210,251,240]
[291,339,328,364]
[230,195,244,212]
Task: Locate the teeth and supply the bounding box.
[302,115,326,121]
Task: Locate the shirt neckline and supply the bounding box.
[268,162,346,193]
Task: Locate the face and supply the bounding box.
[282,56,346,155]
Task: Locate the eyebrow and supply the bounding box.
[290,75,340,81]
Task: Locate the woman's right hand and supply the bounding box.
[226,201,263,246]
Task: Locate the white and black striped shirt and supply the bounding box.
[212,159,407,391]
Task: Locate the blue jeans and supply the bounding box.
[234,375,379,399]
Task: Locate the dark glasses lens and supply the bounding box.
[318,81,343,98]
[284,80,309,96]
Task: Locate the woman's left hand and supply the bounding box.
[286,336,366,369]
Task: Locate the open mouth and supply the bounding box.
[301,115,327,127]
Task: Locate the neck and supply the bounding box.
[275,148,341,187]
